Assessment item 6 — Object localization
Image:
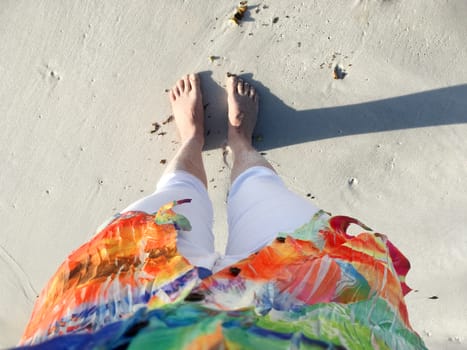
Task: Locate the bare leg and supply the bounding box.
[165,73,207,188]
[123,74,216,269]
[226,75,275,183]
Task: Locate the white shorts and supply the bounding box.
[122,166,319,272]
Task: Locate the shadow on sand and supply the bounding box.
[199,71,467,151]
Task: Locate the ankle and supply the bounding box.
[228,133,254,154]
[181,134,205,150]
[228,124,252,141]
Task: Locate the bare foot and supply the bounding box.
[169,73,204,145]
[226,74,259,148]
[226,75,273,181]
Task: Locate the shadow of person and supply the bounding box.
[198,70,229,150]
[199,70,467,152]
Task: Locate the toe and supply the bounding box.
[226,75,237,95]
[189,73,199,91]
[249,86,256,99]
[237,79,245,95]
[172,86,181,97]
[177,78,185,93]
[169,89,176,101]
[183,74,191,92]
[243,82,251,96]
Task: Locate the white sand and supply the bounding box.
[1,1,466,348]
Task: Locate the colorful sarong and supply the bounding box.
[18,200,427,349]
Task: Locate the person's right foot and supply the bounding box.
[169,73,205,145]
[226,75,259,148]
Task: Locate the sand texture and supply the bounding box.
[1,1,466,348]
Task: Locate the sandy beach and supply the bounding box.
[1,1,466,348]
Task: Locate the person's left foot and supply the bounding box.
[226,75,259,149]
[169,73,205,145]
